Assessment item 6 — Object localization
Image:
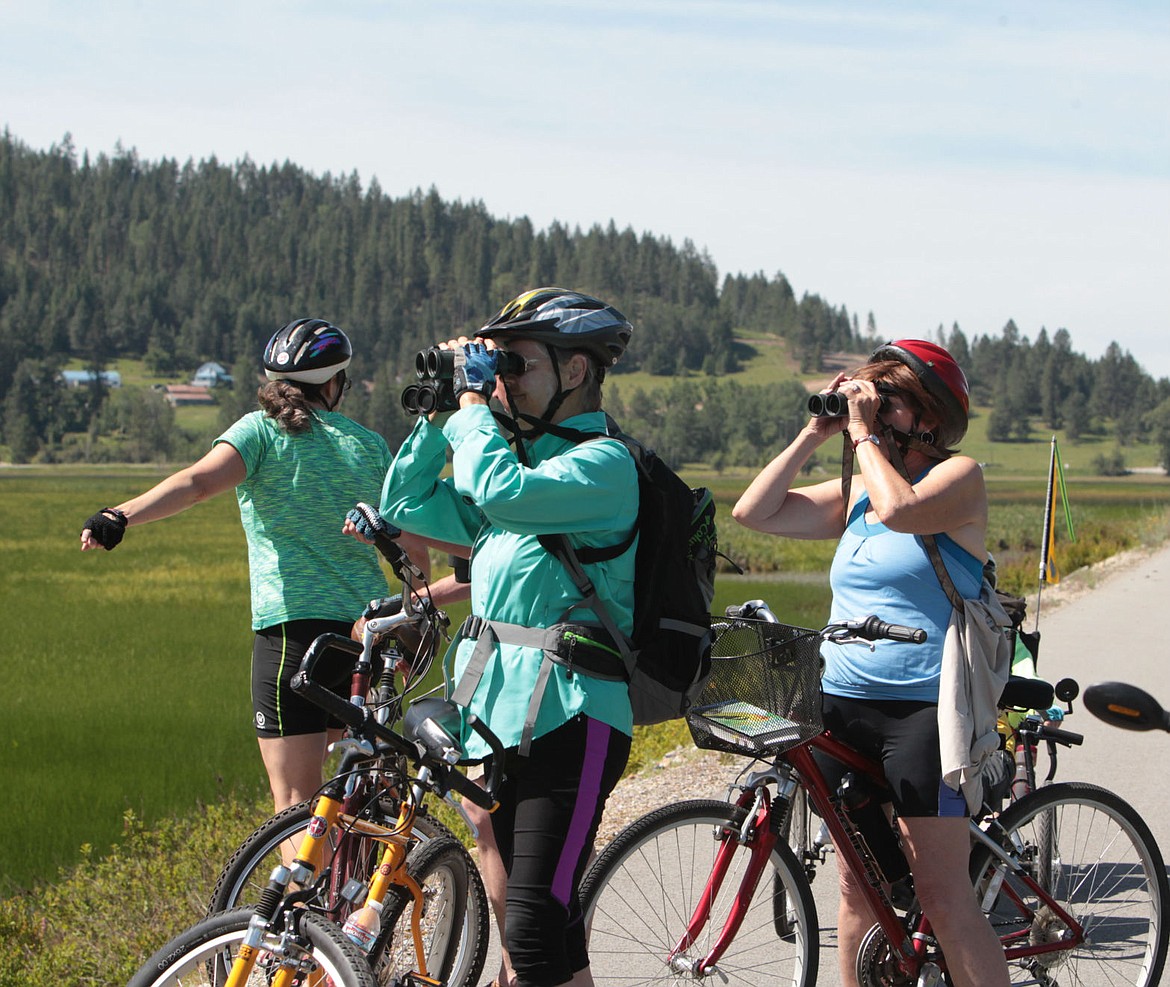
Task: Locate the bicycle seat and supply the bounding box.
[998,676,1054,711]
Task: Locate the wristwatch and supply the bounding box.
[852,433,881,451]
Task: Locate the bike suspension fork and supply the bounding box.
[669,786,778,976]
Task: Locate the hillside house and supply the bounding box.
[191,362,233,387]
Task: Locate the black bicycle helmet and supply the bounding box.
[264,319,352,385]
[476,288,633,368]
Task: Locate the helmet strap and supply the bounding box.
[322,371,345,412]
[538,343,574,423]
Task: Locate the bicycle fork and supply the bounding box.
[225,792,349,986]
[668,786,778,977]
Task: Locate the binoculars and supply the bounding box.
[401,346,529,416]
[806,389,889,418]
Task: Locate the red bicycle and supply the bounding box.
[580,603,1169,987]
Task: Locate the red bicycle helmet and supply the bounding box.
[869,339,969,447]
[476,288,633,369]
[264,319,352,385]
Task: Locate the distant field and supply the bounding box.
[6,456,1169,890]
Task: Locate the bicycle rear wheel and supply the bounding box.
[579,798,818,987]
[970,781,1168,987]
[127,905,376,987]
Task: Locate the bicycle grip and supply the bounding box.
[352,502,423,583]
[442,765,496,812]
[883,622,927,644]
[465,712,505,803]
[859,615,927,643]
[290,669,365,731]
[1038,724,1084,747]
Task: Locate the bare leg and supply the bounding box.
[833,851,880,987]
[899,816,1010,987]
[464,793,515,987]
[257,730,338,813]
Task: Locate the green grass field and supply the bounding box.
[4,458,1168,891]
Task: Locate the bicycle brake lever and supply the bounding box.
[824,631,876,651]
[327,737,376,757]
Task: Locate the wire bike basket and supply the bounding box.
[687,618,823,757]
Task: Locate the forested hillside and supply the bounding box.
[2,130,1168,468]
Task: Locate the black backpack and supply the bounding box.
[538,416,718,725]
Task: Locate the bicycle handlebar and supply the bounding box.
[726,601,926,644]
[291,633,503,810]
[851,615,927,644]
[1034,722,1084,747]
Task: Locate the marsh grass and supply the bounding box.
[3,464,1169,893]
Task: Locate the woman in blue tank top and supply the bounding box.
[733,340,1009,987]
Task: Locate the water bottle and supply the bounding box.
[341,899,383,953]
[1011,739,1035,801]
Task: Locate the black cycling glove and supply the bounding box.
[346,503,402,543]
[83,508,128,550]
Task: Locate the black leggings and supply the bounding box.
[485,714,631,987]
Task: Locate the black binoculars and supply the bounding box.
[414,346,527,382]
[806,389,889,418]
[401,346,529,416]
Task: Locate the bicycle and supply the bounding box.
[738,600,1084,906]
[579,602,1169,987]
[128,636,505,987]
[207,590,489,987]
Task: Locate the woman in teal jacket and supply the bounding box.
[380,289,638,987]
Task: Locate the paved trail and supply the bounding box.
[1035,540,1170,854]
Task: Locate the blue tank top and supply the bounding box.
[821,492,983,703]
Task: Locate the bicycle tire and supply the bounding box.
[126,905,377,987]
[579,798,818,987]
[208,797,487,987]
[773,785,811,939]
[207,797,451,913]
[969,781,1169,987]
[375,834,488,987]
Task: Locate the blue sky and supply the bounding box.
[3,0,1168,377]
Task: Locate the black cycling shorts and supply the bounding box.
[484,713,631,987]
[251,619,354,738]
[816,693,968,819]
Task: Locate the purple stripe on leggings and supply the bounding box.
[551,718,610,906]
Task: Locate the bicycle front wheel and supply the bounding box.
[970,781,1169,987]
[375,835,488,986]
[127,905,376,987]
[579,798,818,987]
[208,798,487,987]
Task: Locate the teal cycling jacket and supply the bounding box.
[380,404,638,757]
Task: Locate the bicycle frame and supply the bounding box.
[671,726,1091,982]
[221,614,497,987]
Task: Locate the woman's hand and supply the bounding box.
[838,377,883,443]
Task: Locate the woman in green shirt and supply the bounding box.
[81,319,420,813]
